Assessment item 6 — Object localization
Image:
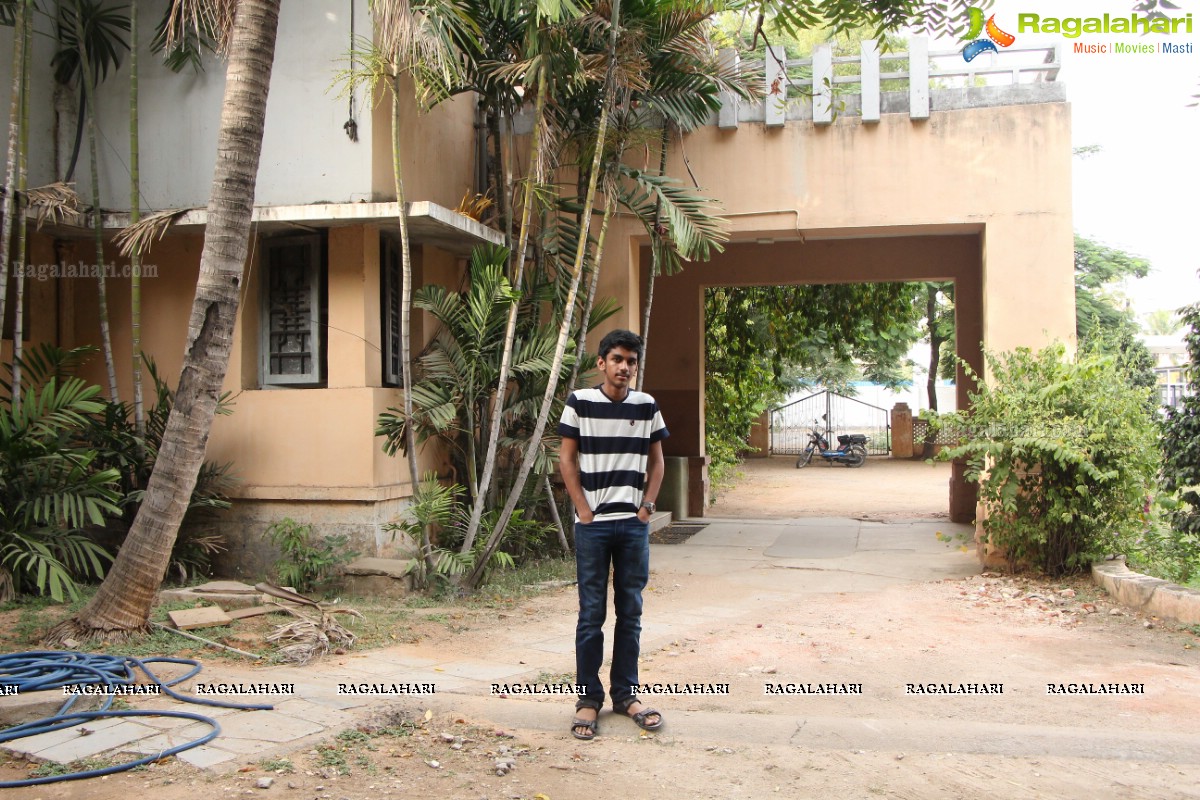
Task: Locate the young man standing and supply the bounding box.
[558,329,668,740]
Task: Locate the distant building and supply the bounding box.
[1140,334,1190,408]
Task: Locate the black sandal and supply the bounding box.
[571,699,601,741]
[613,697,663,731]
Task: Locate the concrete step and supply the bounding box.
[342,557,414,598]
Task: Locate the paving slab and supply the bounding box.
[214,710,324,743]
[28,721,157,763]
[1,714,130,756]
[429,659,531,682]
[526,636,576,654]
[174,744,240,768]
[764,525,860,559]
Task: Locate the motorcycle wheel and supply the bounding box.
[795,449,813,468]
[844,448,866,468]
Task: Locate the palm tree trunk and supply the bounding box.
[565,194,615,392]
[637,124,670,391]
[543,473,569,552]
[130,0,145,435]
[73,8,120,403]
[11,4,31,414]
[460,67,547,556]
[0,0,30,338]
[389,72,433,574]
[463,0,623,590]
[47,0,281,641]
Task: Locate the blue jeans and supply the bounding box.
[574,516,650,708]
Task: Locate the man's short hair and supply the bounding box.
[598,329,643,360]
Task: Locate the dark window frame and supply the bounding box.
[259,233,326,388]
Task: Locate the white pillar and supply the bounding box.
[813,43,833,125]
[908,36,930,120]
[718,48,740,129]
[765,45,787,127]
[861,40,881,122]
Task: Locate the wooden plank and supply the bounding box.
[168,606,234,630]
[765,45,787,127]
[226,605,285,620]
[861,40,881,122]
[908,36,930,120]
[812,44,833,125]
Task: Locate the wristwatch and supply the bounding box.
[640,501,656,513]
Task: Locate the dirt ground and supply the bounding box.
[4,459,1200,800]
[710,454,953,520]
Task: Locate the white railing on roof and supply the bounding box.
[718,36,1062,129]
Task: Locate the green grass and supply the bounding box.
[0,555,577,660]
[28,757,115,778]
[259,758,295,773]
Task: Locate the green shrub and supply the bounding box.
[1158,302,1200,582]
[939,344,1158,575]
[266,518,357,593]
[1,346,120,601]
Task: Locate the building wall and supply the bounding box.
[607,102,1075,462]
[0,0,476,211]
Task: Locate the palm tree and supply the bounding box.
[129,0,144,434]
[56,0,131,403]
[459,0,626,588]
[10,0,31,413]
[0,0,31,341]
[336,0,472,575]
[49,0,281,641]
[1144,309,1182,337]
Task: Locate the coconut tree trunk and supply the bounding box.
[462,0,623,590]
[130,0,145,435]
[389,72,433,574]
[72,7,120,403]
[544,473,569,552]
[460,67,547,556]
[565,193,615,392]
[47,0,281,640]
[637,123,669,391]
[11,4,31,413]
[0,0,30,336]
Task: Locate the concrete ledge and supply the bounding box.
[1091,558,1200,625]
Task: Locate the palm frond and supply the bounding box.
[23,182,82,230]
[113,207,196,257]
[162,0,237,55]
[619,164,727,261]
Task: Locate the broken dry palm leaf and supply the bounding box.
[113,207,196,257]
[258,582,363,665]
[24,182,81,229]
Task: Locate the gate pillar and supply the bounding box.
[891,403,913,459]
[949,460,978,524]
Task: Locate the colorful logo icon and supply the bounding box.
[961,7,1016,61]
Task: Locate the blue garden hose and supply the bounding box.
[0,651,274,787]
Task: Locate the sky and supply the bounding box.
[981,0,1200,320]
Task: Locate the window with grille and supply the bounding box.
[260,234,325,387]
[380,233,403,387]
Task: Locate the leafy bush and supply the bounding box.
[1,347,120,601]
[266,518,357,594]
[939,344,1159,575]
[376,246,601,572]
[1158,302,1200,582]
[1,345,239,599]
[383,475,516,591]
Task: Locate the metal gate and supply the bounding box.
[770,390,891,456]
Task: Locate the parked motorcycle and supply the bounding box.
[795,420,868,468]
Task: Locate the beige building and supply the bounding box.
[2,11,1076,572]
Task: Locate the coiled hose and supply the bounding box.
[0,650,274,787]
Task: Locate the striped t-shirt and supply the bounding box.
[558,386,670,521]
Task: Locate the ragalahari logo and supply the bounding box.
[961,7,1016,61]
